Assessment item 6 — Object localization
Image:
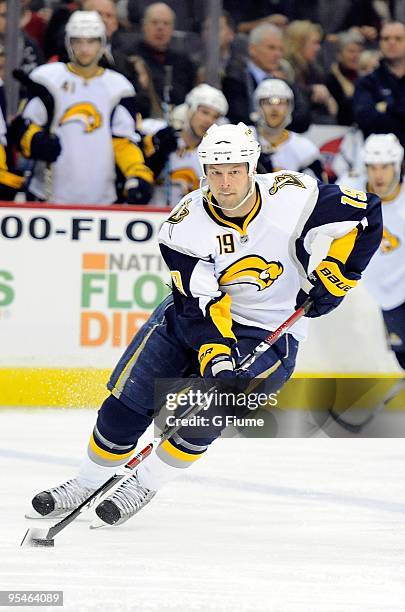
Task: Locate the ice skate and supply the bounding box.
[27,478,96,519]
[94,472,156,527]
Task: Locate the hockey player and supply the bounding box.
[338,133,405,371]
[0,80,24,200]
[252,79,327,181]
[11,11,153,205]
[29,123,382,527]
[141,83,229,207]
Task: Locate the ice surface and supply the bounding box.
[1,408,405,612]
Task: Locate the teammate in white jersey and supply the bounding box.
[0,80,24,200]
[12,11,153,205]
[141,83,229,207]
[29,123,382,528]
[338,133,405,371]
[252,79,326,181]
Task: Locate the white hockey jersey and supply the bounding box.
[159,171,382,349]
[22,62,139,204]
[337,173,405,310]
[142,118,201,208]
[254,128,324,180]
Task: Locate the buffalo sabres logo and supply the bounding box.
[167,199,191,224]
[381,227,400,253]
[269,172,306,195]
[219,256,284,291]
[59,102,102,133]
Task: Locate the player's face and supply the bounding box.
[207,163,250,210]
[367,163,397,197]
[70,37,102,67]
[190,106,221,139]
[260,98,289,129]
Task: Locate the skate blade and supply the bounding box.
[20,527,55,548]
[25,509,69,520]
[89,518,110,530]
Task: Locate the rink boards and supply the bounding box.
[0,202,401,407]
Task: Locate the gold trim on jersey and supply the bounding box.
[0,145,24,189]
[366,182,402,203]
[66,63,105,79]
[328,228,359,264]
[260,128,290,151]
[203,186,261,237]
[381,227,400,253]
[112,137,154,184]
[209,293,235,340]
[20,123,42,158]
[171,167,199,191]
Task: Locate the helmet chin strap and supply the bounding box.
[200,175,256,212]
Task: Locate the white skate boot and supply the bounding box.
[29,478,96,519]
[94,472,156,526]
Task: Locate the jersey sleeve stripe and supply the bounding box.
[327,227,359,264]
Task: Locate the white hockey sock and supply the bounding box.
[136,450,182,491]
[76,454,118,489]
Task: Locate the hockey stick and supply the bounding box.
[21,299,311,547]
[329,378,405,434]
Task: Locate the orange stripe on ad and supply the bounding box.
[82,253,107,270]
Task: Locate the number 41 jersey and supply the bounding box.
[159,171,382,348]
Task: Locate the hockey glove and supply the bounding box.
[296,258,360,318]
[30,130,62,163]
[199,343,237,379]
[152,126,178,155]
[144,126,178,177]
[125,177,153,205]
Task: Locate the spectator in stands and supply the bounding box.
[124,2,197,106]
[326,30,364,126]
[83,0,151,117]
[20,0,48,51]
[291,0,380,41]
[222,23,311,132]
[352,21,405,148]
[0,0,44,74]
[284,20,338,124]
[130,55,164,119]
[252,78,326,181]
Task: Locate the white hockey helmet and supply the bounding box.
[253,78,294,128]
[198,122,261,178]
[363,133,404,178]
[185,84,229,118]
[65,11,107,60]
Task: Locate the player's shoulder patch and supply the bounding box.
[268,170,307,195]
[167,197,192,224]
